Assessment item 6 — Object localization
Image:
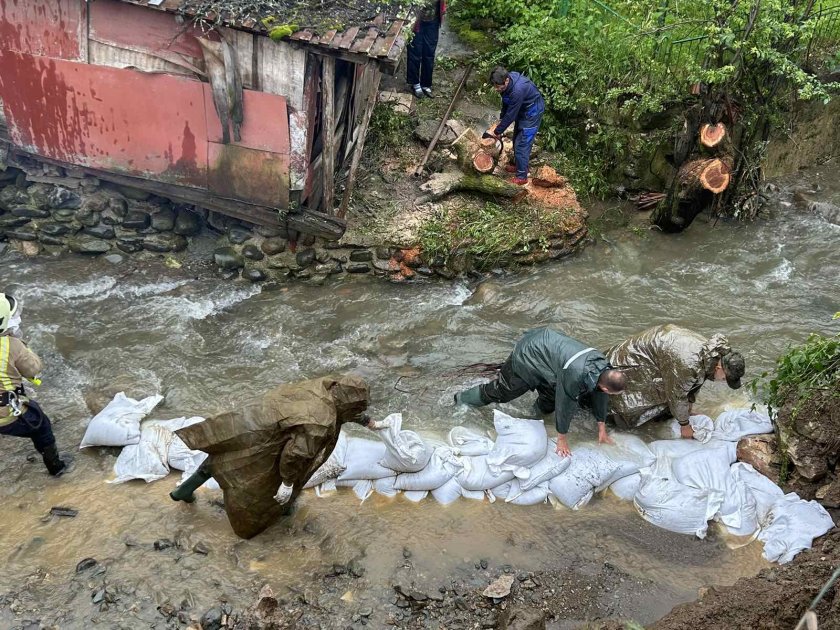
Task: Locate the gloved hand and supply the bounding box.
[367,416,393,431]
[273,482,294,505]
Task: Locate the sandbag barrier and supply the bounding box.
[79,398,833,565]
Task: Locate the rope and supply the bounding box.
[793,565,840,630]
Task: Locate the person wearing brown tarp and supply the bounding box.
[606,324,745,439]
[169,374,370,539]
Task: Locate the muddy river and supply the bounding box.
[1,171,838,628]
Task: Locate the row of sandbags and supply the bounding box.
[308,409,833,564]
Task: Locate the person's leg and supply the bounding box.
[170,462,213,503]
[420,21,441,91]
[514,109,543,180]
[406,31,423,95]
[534,386,555,415]
[456,357,531,407]
[0,401,67,476]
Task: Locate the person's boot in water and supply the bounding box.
[170,464,213,503]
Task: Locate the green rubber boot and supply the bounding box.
[454,386,486,407]
[170,466,212,504]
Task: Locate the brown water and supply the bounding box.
[1,170,839,627]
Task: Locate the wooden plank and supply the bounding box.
[294,29,314,42]
[319,30,338,47]
[337,27,361,50]
[339,62,382,218]
[321,56,337,215]
[256,37,306,110]
[372,22,403,57]
[351,27,380,54]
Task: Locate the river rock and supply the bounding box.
[296,248,316,268]
[499,606,546,630]
[214,247,245,270]
[6,229,38,241]
[48,187,81,209]
[69,235,111,255]
[242,267,266,282]
[0,215,31,230]
[193,542,210,555]
[110,184,150,200]
[315,261,342,275]
[76,210,101,228]
[0,186,29,210]
[143,233,187,253]
[116,238,143,254]
[483,575,514,599]
[83,225,116,240]
[10,206,51,219]
[122,210,150,230]
[80,192,109,214]
[100,205,124,225]
[51,207,77,223]
[736,434,781,482]
[150,206,176,232]
[307,273,328,286]
[261,237,286,256]
[315,249,331,264]
[200,608,224,630]
[349,249,373,263]
[375,246,392,260]
[228,227,251,244]
[27,183,53,209]
[346,262,371,274]
[76,558,98,573]
[242,244,264,261]
[38,234,65,247]
[104,254,124,264]
[174,208,202,235]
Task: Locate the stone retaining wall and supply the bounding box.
[0,162,588,282]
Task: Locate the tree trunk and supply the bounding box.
[418,171,523,201]
[677,158,731,194]
[700,122,727,148]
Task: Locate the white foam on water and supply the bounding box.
[28,276,118,301]
[149,284,262,321]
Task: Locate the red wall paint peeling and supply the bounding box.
[0,0,84,60]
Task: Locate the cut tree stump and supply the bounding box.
[678,158,731,194]
[473,152,495,173]
[700,123,727,148]
[480,137,502,158]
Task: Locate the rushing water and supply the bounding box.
[1,171,839,627]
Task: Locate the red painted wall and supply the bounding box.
[0,0,292,210]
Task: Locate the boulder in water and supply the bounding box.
[242,267,267,282]
[69,235,111,255]
[261,237,286,256]
[10,206,51,219]
[214,246,245,270]
[242,244,265,261]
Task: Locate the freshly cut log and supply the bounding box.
[472,152,495,173]
[418,171,523,201]
[480,137,502,158]
[678,158,731,194]
[700,123,727,148]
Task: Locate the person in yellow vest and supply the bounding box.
[0,293,69,476]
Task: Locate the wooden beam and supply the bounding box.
[321,55,337,215]
[338,62,382,218]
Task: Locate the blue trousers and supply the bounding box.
[512,103,544,178]
[0,400,56,452]
[406,20,440,88]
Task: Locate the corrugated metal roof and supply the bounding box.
[117,0,415,72]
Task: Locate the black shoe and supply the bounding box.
[41,444,70,477]
[170,465,213,503]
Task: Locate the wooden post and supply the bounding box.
[338,62,382,219]
[321,56,336,215]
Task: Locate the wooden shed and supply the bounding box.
[0,0,414,239]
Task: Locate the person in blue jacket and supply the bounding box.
[454,327,627,457]
[488,66,545,185]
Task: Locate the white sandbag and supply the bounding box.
[455,455,515,491]
[305,431,350,489]
[337,437,395,481]
[377,413,434,473]
[649,438,737,464]
[431,478,462,505]
[374,476,399,498]
[634,470,716,538]
[80,392,164,448]
[448,426,494,456]
[596,434,656,489]
[486,411,547,475]
[730,462,784,523]
[519,443,571,492]
[403,490,429,503]
[352,479,374,502]
[609,473,641,501]
[394,447,462,491]
[110,424,173,484]
[153,417,207,473]
[461,488,486,501]
[492,480,550,506]
[548,446,619,510]
[674,410,774,443]
[758,494,835,564]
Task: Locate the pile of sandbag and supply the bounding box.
[79,393,220,490]
[308,410,654,510]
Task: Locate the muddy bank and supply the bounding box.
[652,527,840,630]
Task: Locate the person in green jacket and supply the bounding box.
[455,327,627,456]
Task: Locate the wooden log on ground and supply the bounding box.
[678,158,731,194]
[480,137,502,158]
[286,207,347,240]
[472,152,495,173]
[700,123,727,148]
[419,170,523,201]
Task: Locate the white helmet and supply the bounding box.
[0,293,17,334]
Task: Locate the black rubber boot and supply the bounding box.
[454,386,486,407]
[170,465,212,503]
[41,443,68,477]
